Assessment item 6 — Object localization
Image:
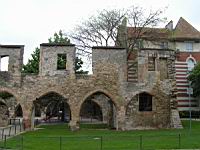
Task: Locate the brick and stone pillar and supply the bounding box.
[22,102,34,130]
[116,106,126,130]
[69,106,80,131]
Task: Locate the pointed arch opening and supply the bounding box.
[0,100,9,127]
[80,100,103,123]
[0,91,18,127]
[80,91,117,129]
[0,91,18,117]
[34,91,71,124]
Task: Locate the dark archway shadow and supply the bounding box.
[80,91,116,129]
[0,91,20,126]
[15,104,23,117]
[80,100,103,123]
[34,91,71,124]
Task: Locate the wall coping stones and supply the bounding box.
[40,43,75,47]
[140,48,174,51]
[92,46,125,50]
[0,45,24,48]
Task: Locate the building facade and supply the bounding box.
[120,17,200,113]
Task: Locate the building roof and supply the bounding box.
[172,17,200,40]
[127,27,171,40]
[127,17,200,41]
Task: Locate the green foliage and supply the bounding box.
[6,121,200,150]
[22,47,40,74]
[48,30,70,44]
[57,54,67,70]
[22,30,87,74]
[188,62,200,97]
[75,57,88,74]
[80,123,108,129]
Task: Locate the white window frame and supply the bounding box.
[185,42,193,52]
[186,56,196,71]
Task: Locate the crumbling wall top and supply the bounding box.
[40,43,75,47]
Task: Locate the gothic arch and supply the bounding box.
[35,91,72,122]
[0,88,19,102]
[0,89,21,118]
[80,89,120,109]
[79,89,118,128]
[186,54,197,64]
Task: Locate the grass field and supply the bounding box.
[1,120,200,150]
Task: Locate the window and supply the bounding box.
[57,54,67,70]
[186,42,193,51]
[139,93,152,111]
[160,42,168,49]
[187,58,195,71]
[0,56,9,71]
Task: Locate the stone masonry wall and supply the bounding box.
[0,44,180,130]
[0,45,24,87]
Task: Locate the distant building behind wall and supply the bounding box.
[123,17,200,114]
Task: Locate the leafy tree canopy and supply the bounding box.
[188,62,200,97]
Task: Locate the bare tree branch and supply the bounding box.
[68,6,167,59]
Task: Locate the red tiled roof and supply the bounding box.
[127,27,171,40]
[127,17,200,41]
[172,17,200,40]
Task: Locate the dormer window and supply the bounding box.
[186,42,193,51]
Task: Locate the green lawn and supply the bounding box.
[2,120,200,150]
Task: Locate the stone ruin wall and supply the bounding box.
[0,43,182,130]
[0,101,8,127]
[122,49,179,130]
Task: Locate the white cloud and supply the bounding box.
[0,0,199,71]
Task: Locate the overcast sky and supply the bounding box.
[0,0,200,71]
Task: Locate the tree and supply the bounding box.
[22,30,88,74]
[70,6,166,55]
[123,6,166,54]
[70,9,125,50]
[48,30,70,44]
[188,63,200,97]
[22,47,40,74]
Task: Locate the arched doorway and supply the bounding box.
[0,91,19,126]
[0,91,17,118]
[34,91,71,124]
[80,92,116,129]
[0,100,9,127]
[80,100,103,123]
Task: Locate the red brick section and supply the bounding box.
[128,52,137,60]
[176,52,200,62]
